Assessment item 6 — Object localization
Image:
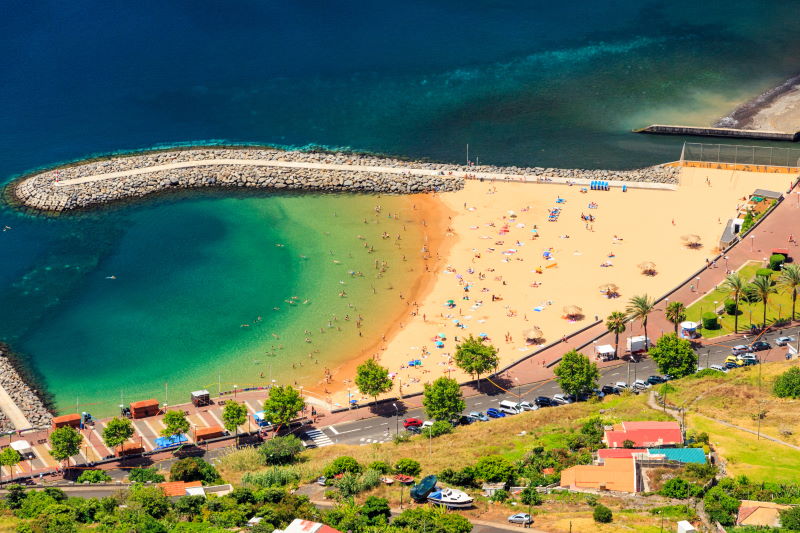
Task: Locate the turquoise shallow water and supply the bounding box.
[2,1,800,414]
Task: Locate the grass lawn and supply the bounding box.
[684,261,799,338]
[688,414,800,484]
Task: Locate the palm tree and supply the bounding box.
[605,311,628,358]
[665,301,687,334]
[749,275,776,329]
[721,273,746,333]
[778,264,800,322]
[626,294,656,350]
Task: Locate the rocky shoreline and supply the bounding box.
[0,348,53,431]
[715,73,800,131]
[10,147,679,213]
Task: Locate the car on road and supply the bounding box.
[776,336,796,346]
[732,344,753,355]
[403,418,423,428]
[469,411,489,422]
[508,513,533,525]
[647,375,666,385]
[518,400,537,411]
[552,394,574,405]
[601,385,620,395]
[751,340,771,351]
[709,364,728,372]
[534,396,555,407]
[486,408,506,418]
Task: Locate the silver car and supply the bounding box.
[776,336,795,346]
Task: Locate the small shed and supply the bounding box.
[679,321,699,339]
[595,344,616,361]
[195,425,225,442]
[130,399,160,419]
[481,482,507,496]
[10,440,33,458]
[752,188,782,201]
[191,390,211,407]
[52,413,82,430]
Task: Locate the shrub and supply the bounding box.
[692,368,722,379]
[741,211,754,233]
[324,456,362,478]
[774,367,800,398]
[704,486,740,526]
[520,486,543,506]
[659,477,690,499]
[126,484,171,519]
[362,496,391,525]
[242,466,301,488]
[489,489,509,502]
[170,457,222,485]
[770,254,786,270]
[439,466,477,488]
[128,467,165,483]
[724,299,737,315]
[780,506,800,530]
[756,268,774,279]
[622,439,636,449]
[258,435,304,465]
[394,458,421,477]
[421,420,453,438]
[77,469,112,484]
[368,461,392,474]
[593,503,613,523]
[701,312,718,330]
[334,472,361,499]
[475,455,515,483]
[393,433,410,444]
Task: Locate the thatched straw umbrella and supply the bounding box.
[638,261,657,276]
[563,305,583,319]
[524,327,543,344]
[681,234,702,248]
[599,283,619,297]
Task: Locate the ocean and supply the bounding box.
[1,0,799,414]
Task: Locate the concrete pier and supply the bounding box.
[635,124,800,142]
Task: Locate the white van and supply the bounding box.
[498,400,522,415]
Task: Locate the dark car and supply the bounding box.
[647,375,666,385]
[486,408,506,418]
[406,425,421,434]
[403,418,423,428]
[751,341,771,352]
[725,361,741,369]
[601,385,620,395]
[534,396,554,407]
[452,415,474,426]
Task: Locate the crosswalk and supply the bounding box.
[303,428,334,447]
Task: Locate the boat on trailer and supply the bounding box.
[427,487,474,509]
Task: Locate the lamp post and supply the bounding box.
[393,403,399,435]
[515,377,521,399]
[233,385,238,398]
[695,276,701,292]
[751,235,755,251]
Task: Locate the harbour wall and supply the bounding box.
[9,147,680,213]
[635,124,800,142]
[0,347,53,432]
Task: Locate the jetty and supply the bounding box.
[634,124,800,142]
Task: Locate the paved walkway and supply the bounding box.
[0,384,30,429]
[54,158,676,190]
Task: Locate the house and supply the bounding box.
[159,481,202,498]
[603,421,683,448]
[597,447,705,464]
[273,519,342,533]
[736,500,792,528]
[559,458,638,493]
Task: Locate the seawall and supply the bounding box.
[635,124,800,142]
[9,147,680,212]
[0,347,53,432]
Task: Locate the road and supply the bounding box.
[299,327,800,448]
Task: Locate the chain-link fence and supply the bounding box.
[683,142,800,168]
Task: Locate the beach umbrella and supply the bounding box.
[435,341,445,348]
[681,234,702,247]
[437,333,447,339]
[599,283,619,295]
[478,332,489,338]
[524,327,543,340]
[563,305,583,317]
[637,261,657,275]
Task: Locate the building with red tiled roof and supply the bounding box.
[275,519,342,533]
[597,448,646,460]
[603,421,682,448]
[559,458,638,493]
[158,481,202,497]
[736,500,792,528]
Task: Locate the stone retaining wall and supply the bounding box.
[0,350,52,431]
[10,147,679,212]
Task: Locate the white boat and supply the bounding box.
[427,487,474,509]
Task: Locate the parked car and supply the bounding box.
[633,379,651,390]
[518,400,538,411]
[508,513,533,525]
[615,381,629,390]
[403,418,423,428]
[534,396,555,407]
[577,389,605,401]
[740,357,759,366]
[486,408,506,418]
[469,411,489,422]
[775,336,795,346]
[601,385,620,395]
[732,344,753,355]
[498,400,523,415]
[552,394,574,405]
[751,340,771,351]
[406,426,421,434]
[725,361,741,369]
[709,364,728,372]
[739,353,758,363]
[646,375,666,385]
[725,355,741,366]
[452,415,474,426]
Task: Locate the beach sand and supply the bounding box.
[316,167,793,408]
[743,86,800,132]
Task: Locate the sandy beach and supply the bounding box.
[716,74,800,132]
[321,166,793,407]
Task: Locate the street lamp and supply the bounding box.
[695,276,701,292]
[751,235,755,251]
[233,385,238,398]
[515,377,521,399]
[724,255,729,271]
[393,403,399,435]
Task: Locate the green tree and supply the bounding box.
[453,335,499,390]
[354,359,393,405]
[520,486,543,506]
[0,447,21,480]
[648,333,698,378]
[475,455,516,483]
[665,301,687,334]
[605,311,627,358]
[778,263,800,321]
[659,477,690,499]
[393,458,421,477]
[161,410,190,437]
[5,484,26,509]
[102,417,134,450]
[703,486,740,526]
[49,426,83,466]
[170,457,222,485]
[325,500,368,532]
[626,294,656,349]
[126,484,171,519]
[554,350,599,397]
[76,469,112,483]
[773,367,800,398]
[749,275,776,328]
[323,456,362,478]
[422,376,465,421]
[128,467,165,483]
[262,385,305,428]
[258,435,304,465]
[722,273,747,333]
[222,400,248,443]
[361,496,391,525]
[780,506,800,530]
[593,503,613,523]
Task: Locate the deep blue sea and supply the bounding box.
[1,0,799,414]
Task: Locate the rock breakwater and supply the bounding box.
[10,147,679,212]
[0,348,52,431]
